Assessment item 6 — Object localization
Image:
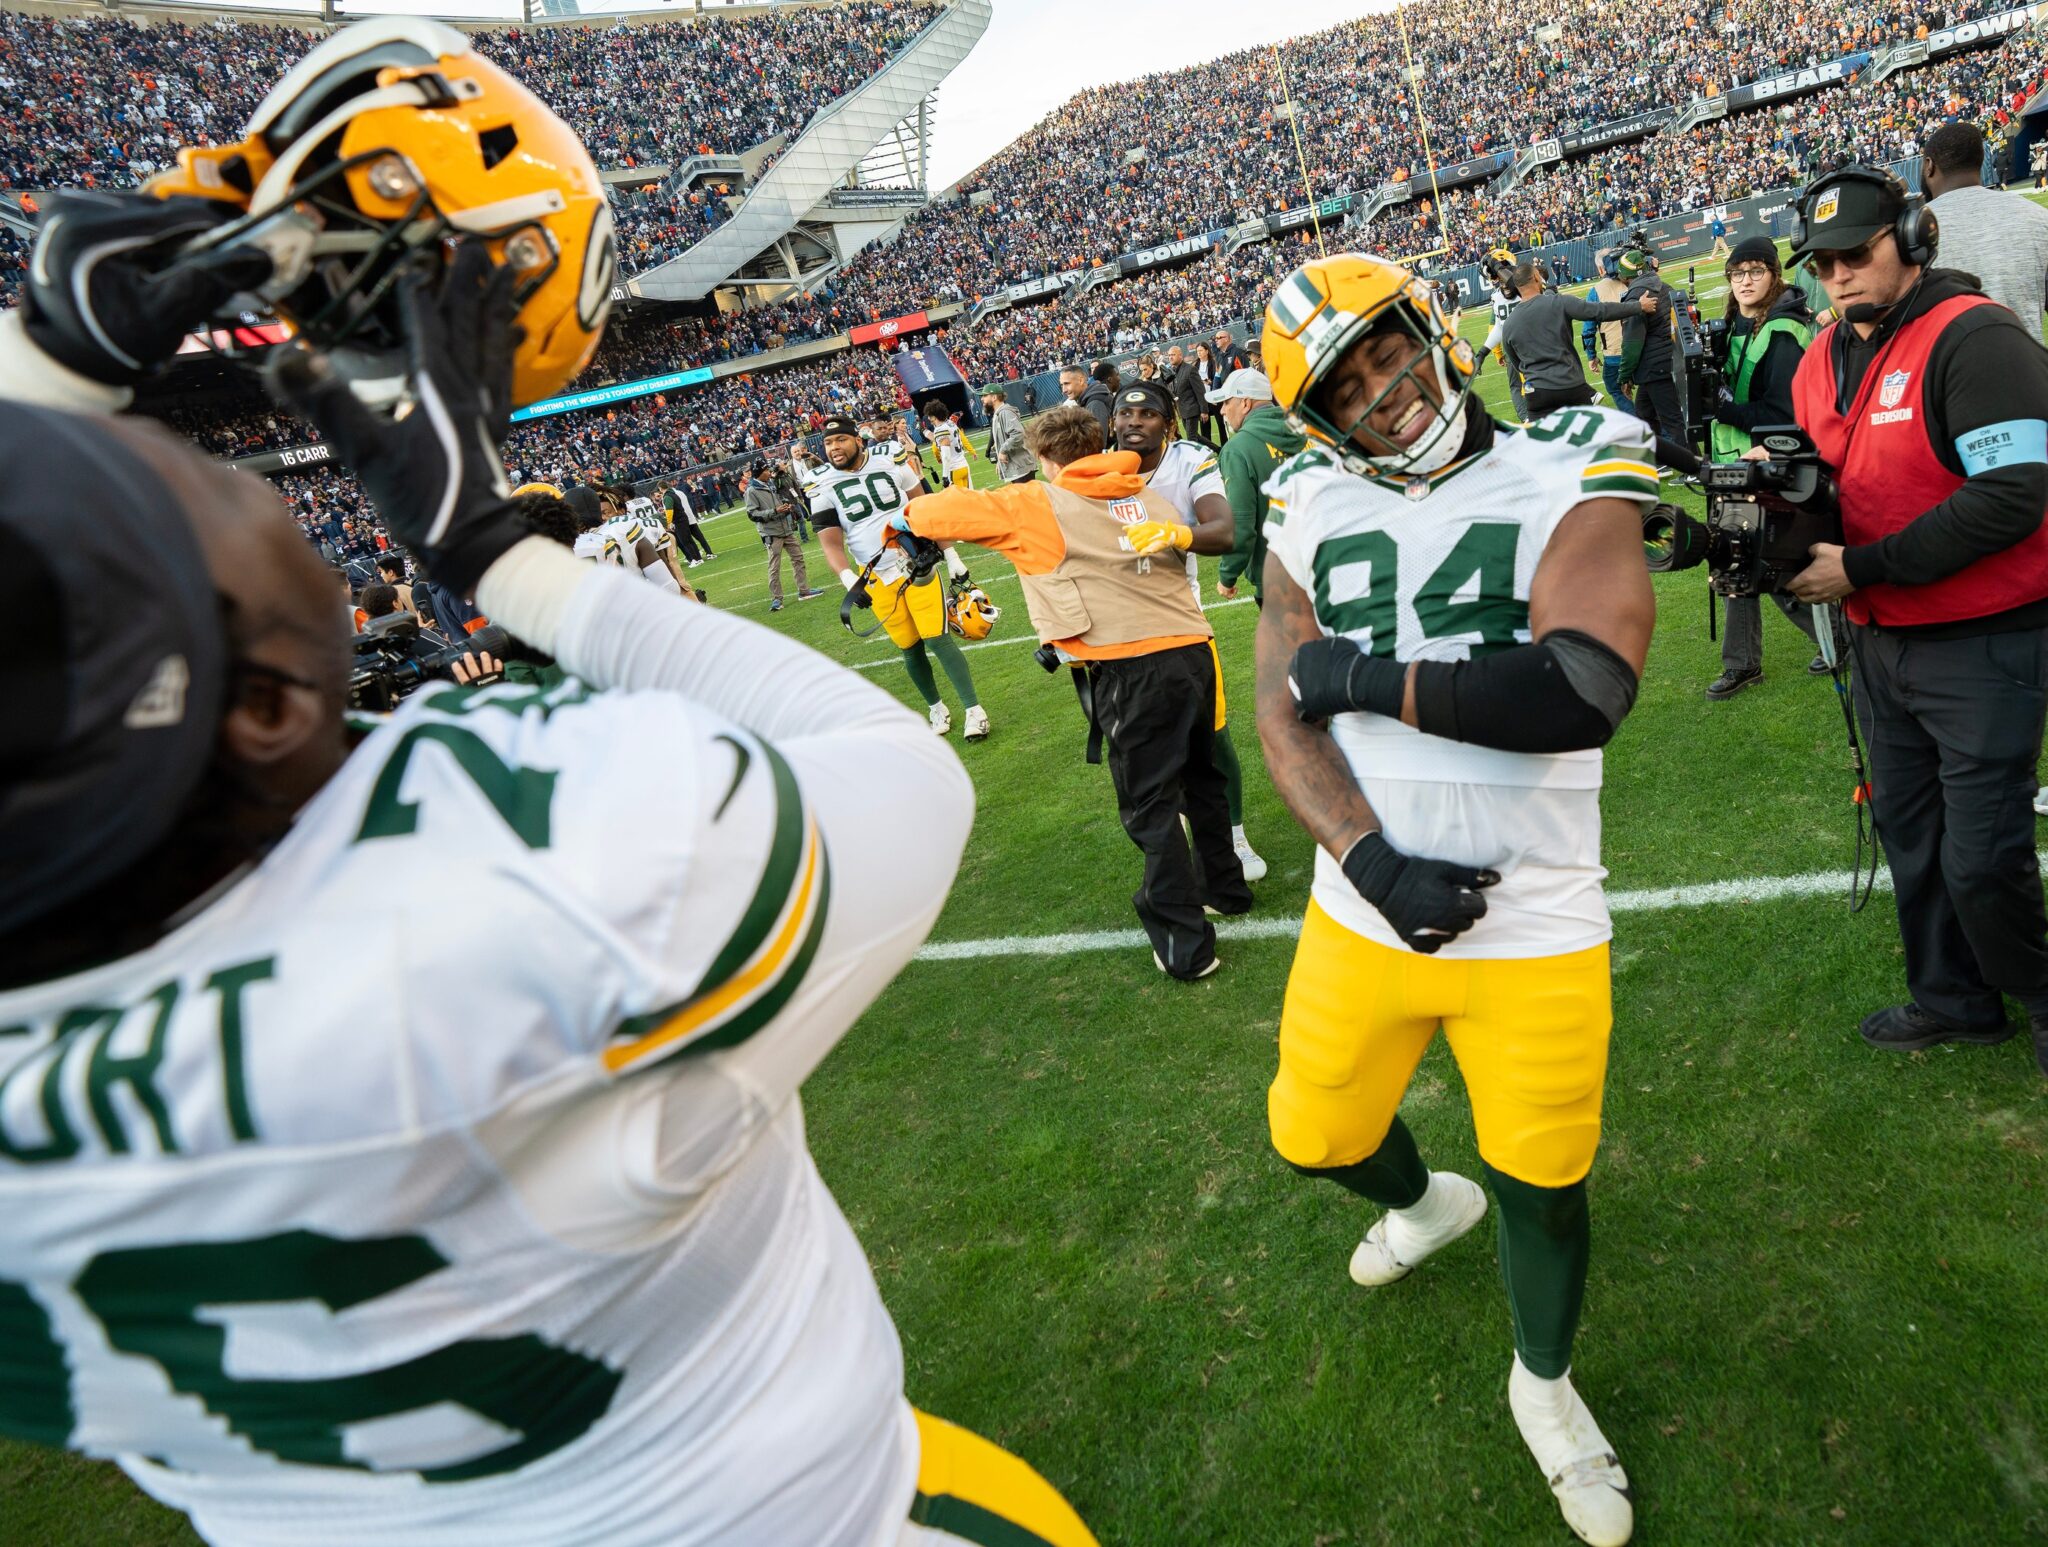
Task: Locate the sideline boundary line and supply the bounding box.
[909,856,1978,962]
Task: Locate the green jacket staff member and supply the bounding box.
[1785,165,2048,1070]
[1210,367,1303,604]
[1705,235,1823,699]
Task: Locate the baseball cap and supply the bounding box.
[1790,171,1906,263]
[1618,250,1649,278]
[1206,367,1274,405]
[1115,380,1176,420]
[0,404,229,934]
[819,414,860,439]
[977,383,1004,398]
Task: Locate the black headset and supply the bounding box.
[1790,164,1938,268]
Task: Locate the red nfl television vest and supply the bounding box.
[1791,292,2048,626]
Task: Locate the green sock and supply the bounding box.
[1214,720,1245,825]
[1287,1116,1428,1209]
[900,641,940,706]
[1485,1163,1590,1380]
[926,632,980,709]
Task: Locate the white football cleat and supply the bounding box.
[928,703,952,736]
[963,705,991,741]
[1234,832,1267,883]
[1509,1357,1634,1547]
[1348,1171,1487,1287]
[1153,951,1221,979]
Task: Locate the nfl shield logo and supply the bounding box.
[1879,369,1912,409]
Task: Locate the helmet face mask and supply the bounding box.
[148,18,614,411]
[1264,253,1479,480]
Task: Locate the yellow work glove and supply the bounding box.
[1124,519,1194,557]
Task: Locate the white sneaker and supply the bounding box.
[1153,951,1221,979]
[1234,833,1267,882]
[1348,1171,1487,1287]
[928,703,952,736]
[963,705,990,741]
[1509,1357,1634,1547]
[2035,785,2048,817]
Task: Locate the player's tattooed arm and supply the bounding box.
[1257,564,1379,859]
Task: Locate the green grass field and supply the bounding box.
[10,252,2048,1546]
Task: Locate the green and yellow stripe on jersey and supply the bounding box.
[602,736,830,1074]
[1580,447,1660,502]
[907,1410,1098,1547]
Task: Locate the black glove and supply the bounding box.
[266,242,525,599]
[1714,382,1737,411]
[23,191,273,385]
[1341,832,1497,954]
[1290,636,1406,721]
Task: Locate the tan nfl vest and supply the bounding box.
[1016,482,1213,649]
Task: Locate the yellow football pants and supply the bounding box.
[871,570,949,648]
[1268,900,1611,1188]
[904,1409,1098,1547]
[1206,637,1228,731]
[947,465,972,489]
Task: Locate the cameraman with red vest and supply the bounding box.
[1785,165,2048,1073]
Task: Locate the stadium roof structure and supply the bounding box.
[625,0,989,303]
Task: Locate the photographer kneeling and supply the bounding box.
[884,404,1252,980]
[1785,166,2048,1069]
[1704,236,1826,700]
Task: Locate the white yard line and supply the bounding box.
[909,854,2009,963]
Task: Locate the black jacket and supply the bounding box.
[1717,288,1813,432]
[1079,379,1116,444]
[1820,268,2048,627]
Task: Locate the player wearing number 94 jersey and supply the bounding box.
[1253,254,1657,1547]
[0,402,1084,1534]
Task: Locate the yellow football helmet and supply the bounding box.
[1262,252,1479,479]
[948,584,1000,641]
[147,17,614,409]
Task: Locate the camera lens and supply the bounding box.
[1642,503,1707,573]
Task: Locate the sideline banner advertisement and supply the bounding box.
[509,367,715,423]
[851,310,931,345]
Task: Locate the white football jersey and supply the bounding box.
[571,527,625,565]
[809,441,928,578]
[624,497,672,552]
[929,421,969,473]
[1263,406,1659,957]
[0,649,968,1546]
[1140,439,1226,599]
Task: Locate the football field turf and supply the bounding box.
[10,269,2048,1546]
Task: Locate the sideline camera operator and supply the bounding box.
[1703,236,1826,699]
[1784,165,2048,1069]
[1499,257,1657,418]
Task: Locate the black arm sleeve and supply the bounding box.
[1717,331,1805,431]
[1408,630,1641,752]
[1841,310,2048,590]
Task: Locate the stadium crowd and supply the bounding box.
[1362,32,2048,266]
[0,3,936,283]
[13,0,2048,533]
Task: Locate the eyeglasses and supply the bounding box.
[1806,232,1888,279]
[1725,264,1773,282]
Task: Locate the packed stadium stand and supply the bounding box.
[8,0,2048,523]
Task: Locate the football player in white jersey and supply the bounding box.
[814,413,990,741]
[0,156,1091,1547]
[1253,254,1657,1546]
[567,498,694,602]
[1110,380,1269,883]
[1480,249,1530,423]
[925,402,974,489]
